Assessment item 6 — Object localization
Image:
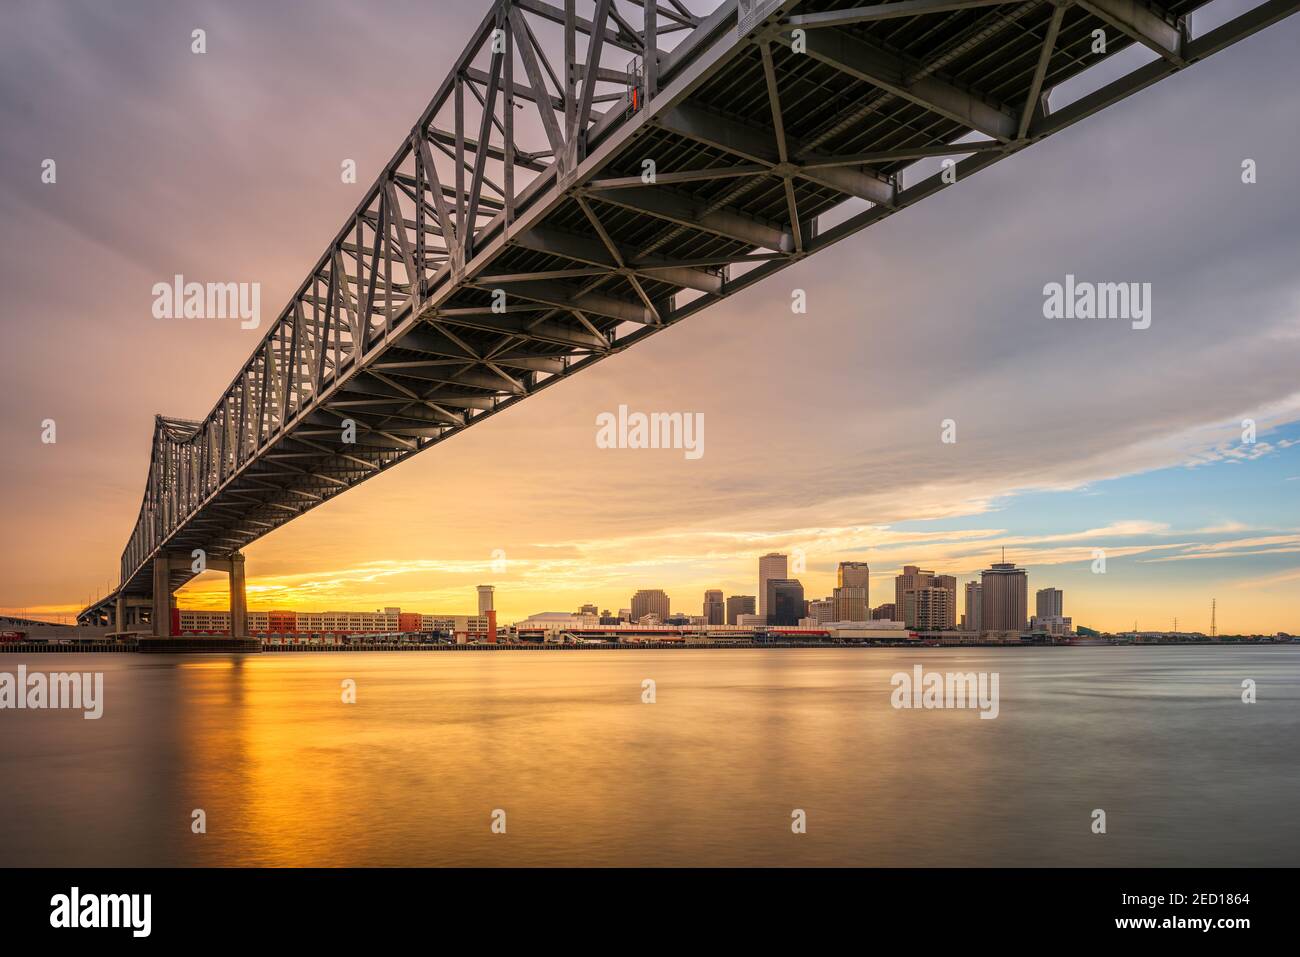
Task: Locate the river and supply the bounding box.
[1,646,1296,866]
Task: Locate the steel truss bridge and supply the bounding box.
[80,0,1297,628]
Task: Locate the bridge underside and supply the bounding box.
[80,0,1299,626]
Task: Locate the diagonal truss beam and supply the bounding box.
[774,25,1019,141]
[658,99,896,206]
[785,0,1020,27]
[512,225,724,293]
[585,183,795,251]
[1077,0,1187,65]
[1019,2,1068,140]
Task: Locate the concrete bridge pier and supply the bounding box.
[109,595,151,631]
[142,549,258,653]
[150,553,175,638]
[229,553,247,640]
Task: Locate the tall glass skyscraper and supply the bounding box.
[766,579,805,626]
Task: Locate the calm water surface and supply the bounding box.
[2,647,1297,866]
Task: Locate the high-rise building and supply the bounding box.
[895,566,955,629]
[1036,588,1063,619]
[809,598,836,624]
[982,560,1028,632]
[578,603,599,617]
[703,589,725,626]
[758,553,788,621]
[872,603,896,621]
[895,565,934,623]
[477,585,495,616]
[834,560,870,621]
[904,586,956,631]
[766,579,805,626]
[837,561,870,589]
[726,595,756,625]
[832,586,869,623]
[630,589,670,624]
[964,582,983,633]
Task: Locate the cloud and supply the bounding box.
[1,3,1298,632]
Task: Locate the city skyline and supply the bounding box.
[9,461,1298,630]
[2,4,1298,634]
[23,431,1297,633]
[52,549,1261,638]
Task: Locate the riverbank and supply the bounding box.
[2,638,1294,653]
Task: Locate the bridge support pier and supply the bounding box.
[108,596,149,631]
[228,553,247,639]
[152,554,174,638]
[143,549,256,652]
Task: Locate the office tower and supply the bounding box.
[809,598,836,624]
[904,586,956,631]
[618,608,632,622]
[964,582,983,634]
[630,589,670,624]
[982,560,1028,632]
[872,603,896,621]
[726,595,756,625]
[579,603,599,617]
[1036,588,1063,619]
[832,586,869,622]
[837,561,870,590]
[758,553,788,620]
[895,566,955,628]
[934,575,957,628]
[703,590,725,626]
[832,560,870,621]
[902,589,920,629]
[894,566,956,629]
[895,566,934,624]
[477,585,495,616]
[766,579,805,626]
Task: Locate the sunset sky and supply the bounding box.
[1,0,1297,633]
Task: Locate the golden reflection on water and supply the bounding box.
[2,648,1298,866]
[174,651,991,866]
